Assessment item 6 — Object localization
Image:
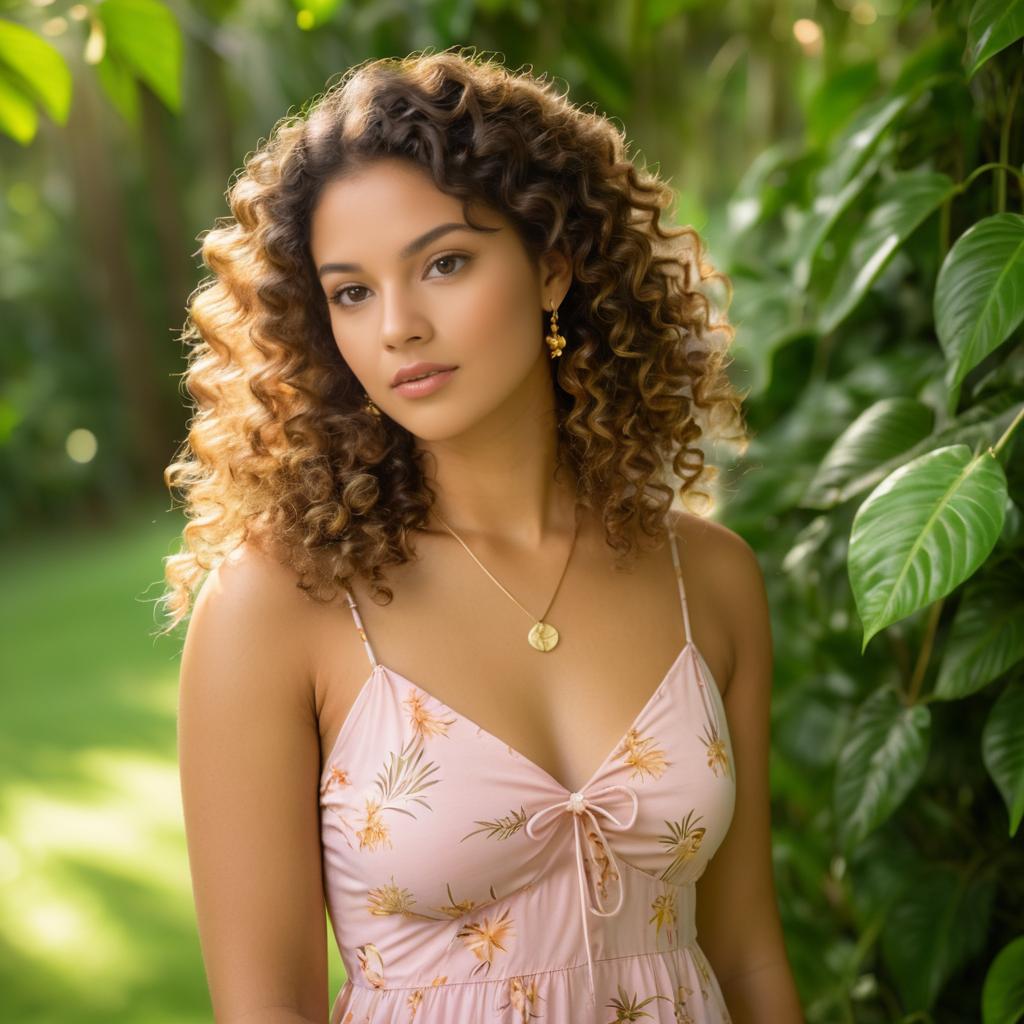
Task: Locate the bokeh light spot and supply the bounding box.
[66,428,98,464]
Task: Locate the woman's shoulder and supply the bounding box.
[668,507,768,689]
[192,535,316,647]
[669,508,765,611]
[668,506,758,569]
[178,536,326,730]
[209,535,373,691]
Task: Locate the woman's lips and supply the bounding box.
[391,367,458,398]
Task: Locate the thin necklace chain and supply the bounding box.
[429,500,582,626]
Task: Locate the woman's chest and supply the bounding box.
[318,643,737,907]
[310,525,731,793]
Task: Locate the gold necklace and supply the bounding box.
[429,501,582,652]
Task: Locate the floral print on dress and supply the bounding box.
[353,736,442,851]
[406,987,423,1019]
[322,528,737,1022]
[657,810,707,883]
[617,727,672,781]
[355,797,392,851]
[700,721,732,779]
[403,976,453,1021]
[367,876,503,921]
[459,805,530,842]
[373,736,442,817]
[355,942,385,988]
[403,686,458,745]
[367,876,419,917]
[325,681,453,852]
[649,886,679,944]
[583,824,621,902]
[693,948,716,1003]
[430,881,502,918]
[496,974,546,1021]
[669,983,699,1024]
[321,763,361,850]
[607,983,670,1021]
[322,764,352,793]
[456,905,515,976]
[605,979,711,1024]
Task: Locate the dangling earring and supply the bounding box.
[363,393,381,417]
[545,300,566,359]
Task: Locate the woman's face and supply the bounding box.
[309,157,569,442]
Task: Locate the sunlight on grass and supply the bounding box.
[0,497,347,1021]
[11,750,190,895]
[3,851,138,990]
[0,498,212,1022]
[1,747,192,991]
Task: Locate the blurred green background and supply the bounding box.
[2,1,1023,1022]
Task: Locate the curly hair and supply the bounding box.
[158,45,749,636]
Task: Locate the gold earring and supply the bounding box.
[545,300,566,359]
[363,393,381,417]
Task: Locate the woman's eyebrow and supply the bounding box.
[317,221,498,277]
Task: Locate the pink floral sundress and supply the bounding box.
[319,528,736,1023]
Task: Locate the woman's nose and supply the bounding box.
[378,287,432,348]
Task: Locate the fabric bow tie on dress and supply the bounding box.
[525,784,640,1006]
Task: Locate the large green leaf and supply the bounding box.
[935,213,1024,390]
[849,444,1007,650]
[818,88,921,196]
[726,143,808,249]
[0,61,34,144]
[982,935,1024,1024]
[981,677,1024,837]
[95,50,139,125]
[834,685,930,852]
[0,18,71,125]
[803,59,880,151]
[819,171,956,335]
[816,71,959,197]
[934,564,1024,700]
[792,145,888,292]
[97,0,182,113]
[965,0,1024,79]
[831,396,1023,511]
[802,397,934,509]
[881,862,995,1011]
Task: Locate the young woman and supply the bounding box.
[165,47,803,1024]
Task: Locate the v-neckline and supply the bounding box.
[320,639,720,795]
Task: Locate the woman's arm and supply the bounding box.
[178,544,328,1024]
[690,525,805,1023]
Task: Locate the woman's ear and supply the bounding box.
[540,244,573,307]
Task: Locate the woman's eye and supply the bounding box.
[329,253,470,309]
[428,253,468,277]
[331,284,370,307]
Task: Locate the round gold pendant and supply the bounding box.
[528,620,559,651]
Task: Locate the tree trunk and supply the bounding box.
[62,62,172,478]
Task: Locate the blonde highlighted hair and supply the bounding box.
[158,46,749,635]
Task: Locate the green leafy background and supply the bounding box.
[0,0,1021,1021]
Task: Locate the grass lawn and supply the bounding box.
[0,494,346,1023]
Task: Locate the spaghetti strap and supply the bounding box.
[343,586,378,669]
[667,529,693,645]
